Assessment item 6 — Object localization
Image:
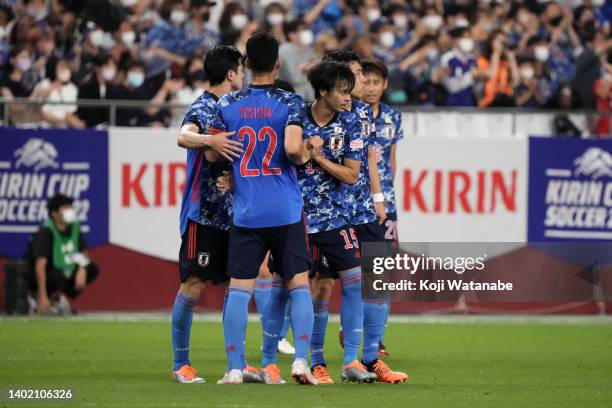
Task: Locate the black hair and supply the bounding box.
[307,61,355,99]
[323,49,361,65]
[246,31,279,74]
[204,44,243,86]
[124,58,145,72]
[92,52,111,68]
[361,59,388,80]
[274,78,295,93]
[283,19,303,39]
[47,193,74,214]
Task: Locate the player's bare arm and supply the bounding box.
[368,146,387,223]
[285,124,309,165]
[178,123,242,161]
[312,139,361,184]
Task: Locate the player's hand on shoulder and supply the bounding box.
[204,131,241,161]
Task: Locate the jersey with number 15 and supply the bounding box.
[209,85,305,228]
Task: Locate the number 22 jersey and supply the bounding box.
[210,85,305,228]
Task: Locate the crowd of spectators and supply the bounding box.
[0,0,611,130]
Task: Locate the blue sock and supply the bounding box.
[310,299,329,367]
[289,284,314,362]
[362,301,388,364]
[172,291,197,371]
[380,298,391,344]
[340,268,363,365]
[223,285,251,371]
[279,299,291,339]
[261,276,287,367]
[254,277,272,319]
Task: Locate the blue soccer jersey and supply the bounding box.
[179,91,232,235]
[298,105,364,234]
[373,103,404,214]
[210,85,305,228]
[344,99,377,226]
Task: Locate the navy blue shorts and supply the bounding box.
[381,212,398,247]
[179,221,230,284]
[228,219,312,280]
[315,221,385,279]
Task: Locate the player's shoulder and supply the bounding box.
[189,90,217,110]
[338,109,360,126]
[380,102,401,120]
[352,99,373,118]
[218,88,252,107]
[267,87,304,106]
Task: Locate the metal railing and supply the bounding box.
[0,97,609,136]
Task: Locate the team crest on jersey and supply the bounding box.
[198,252,210,267]
[329,134,344,152]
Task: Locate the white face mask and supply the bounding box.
[102,66,116,81]
[592,0,605,7]
[458,37,474,54]
[127,71,145,88]
[0,26,6,39]
[231,14,249,30]
[89,30,104,47]
[367,8,381,22]
[121,31,136,47]
[299,29,314,46]
[121,0,139,6]
[520,66,535,80]
[57,69,71,83]
[16,56,32,72]
[392,15,408,29]
[62,208,77,224]
[423,15,443,31]
[170,10,188,25]
[455,18,470,28]
[266,13,284,26]
[534,46,550,62]
[379,31,395,49]
[426,47,439,61]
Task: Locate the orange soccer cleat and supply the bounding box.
[261,363,286,384]
[369,360,408,384]
[311,364,335,384]
[172,365,205,384]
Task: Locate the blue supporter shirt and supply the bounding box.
[179,91,232,235]
[210,85,305,228]
[440,49,477,107]
[373,103,404,215]
[344,99,377,226]
[298,105,363,234]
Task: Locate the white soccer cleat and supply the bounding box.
[277,338,295,355]
[217,369,243,384]
[291,358,318,385]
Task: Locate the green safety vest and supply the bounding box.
[43,219,80,278]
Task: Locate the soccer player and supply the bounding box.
[362,59,405,354]
[208,31,317,385]
[316,50,408,383]
[172,45,246,384]
[263,61,375,384]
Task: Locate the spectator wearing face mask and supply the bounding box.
[174,56,209,107]
[77,53,118,127]
[218,2,250,46]
[387,4,412,49]
[263,2,287,42]
[372,18,400,65]
[593,62,612,136]
[1,47,35,125]
[295,0,342,36]
[26,193,100,315]
[107,58,149,126]
[392,7,443,63]
[184,0,219,56]
[515,56,540,108]
[144,0,198,67]
[437,27,484,107]
[278,19,316,101]
[31,58,85,128]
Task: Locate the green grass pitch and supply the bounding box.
[1,318,611,408]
